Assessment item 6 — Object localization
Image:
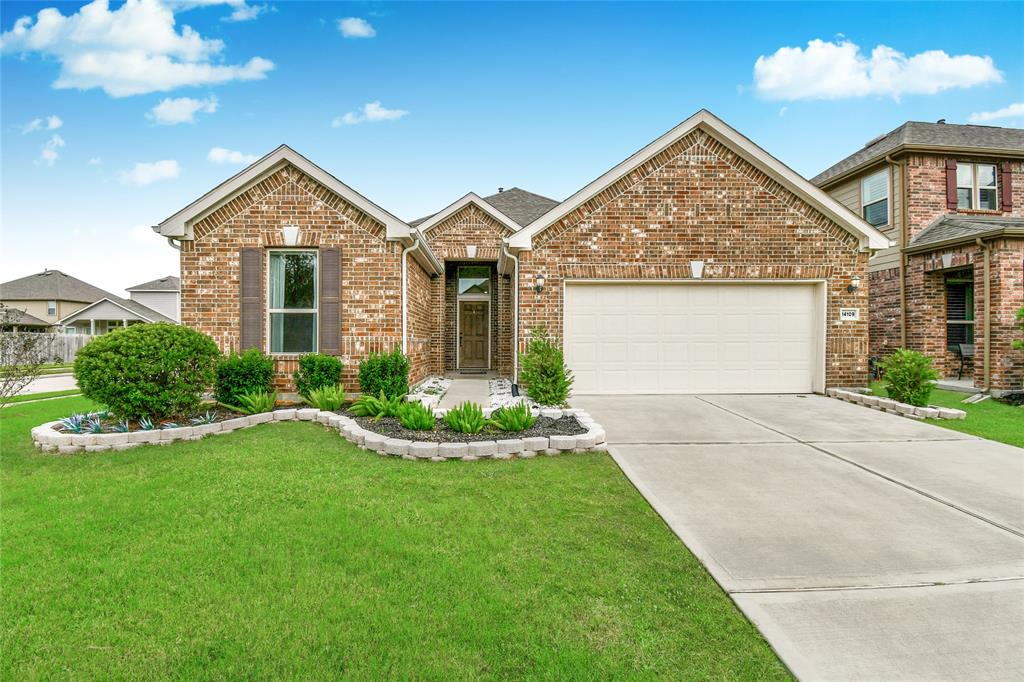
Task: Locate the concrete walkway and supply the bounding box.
[574,394,1024,681]
[17,373,78,395]
[437,378,490,409]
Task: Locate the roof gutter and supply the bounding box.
[902,227,1024,255]
[886,152,908,347]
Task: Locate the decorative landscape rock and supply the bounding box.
[830,389,967,420]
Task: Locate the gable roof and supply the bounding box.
[1,308,52,328]
[58,297,176,325]
[508,109,891,251]
[905,214,1024,254]
[0,270,112,303]
[414,193,524,234]
[409,187,560,229]
[126,275,180,292]
[813,121,1024,188]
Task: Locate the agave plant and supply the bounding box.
[162,422,179,430]
[113,419,131,433]
[191,410,218,426]
[87,417,105,434]
[139,416,155,431]
[58,414,86,434]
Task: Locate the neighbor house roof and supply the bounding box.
[1,308,52,328]
[126,275,180,292]
[58,297,176,325]
[409,187,560,229]
[813,122,1024,188]
[0,270,112,303]
[904,215,1024,254]
[508,109,891,252]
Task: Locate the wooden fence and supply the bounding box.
[0,333,94,365]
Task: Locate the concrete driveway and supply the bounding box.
[574,394,1024,681]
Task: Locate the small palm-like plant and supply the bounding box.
[236,390,277,415]
[113,419,131,433]
[191,410,218,425]
[306,384,346,411]
[396,401,435,431]
[58,414,86,434]
[443,401,486,434]
[488,402,537,432]
[87,417,104,434]
[351,391,403,422]
[139,416,155,431]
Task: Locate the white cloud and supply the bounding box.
[338,17,375,38]
[88,157,102,166]
[778,106,788,117]
[22,114,62,133]
[753,39,1002,101]
[223,2,270,22]
[207,146,258,164]
[968,102,1024,123]
[147,95,218,124]
[332,101,407,126]
[169,0,271,22]
[0,0,275,97]
[119,159,181,186]
[36,134,65,166]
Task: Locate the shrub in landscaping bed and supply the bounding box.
[880,348,939,407]
[519,328,573,406]
[74,323,220,420]
[488,403,537,432]
[350,391,403,421]
[236,390,277,415]
[293,354,343,399]
[396,401,434,430]
[306,384,346,411]
[358,349,409,398]
[215,348,274,406]
[444,401,485,434]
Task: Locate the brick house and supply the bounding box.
[814,121,1024,394]
[153,110,888,395]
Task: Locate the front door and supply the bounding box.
[459,300,488,368]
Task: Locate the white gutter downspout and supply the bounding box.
[501,240,520,382]
[166,237,182,251]
[401,237,423,355]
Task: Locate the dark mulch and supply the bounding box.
[348,412,588,443]
[994,391,1024,407]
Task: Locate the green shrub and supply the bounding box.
[358,349,410,398]
[236,390,277,414]
[350,391,403,422]
[488,402,537,432]
[306,384,346,411]
[1013,307,1023,351]
[443,401,486,434]
[74,323,220,420]
[215,348,274,406]
[880,349,940,406]
[519,328,573,406]
[293,354,344,399]
[397,401,435,430]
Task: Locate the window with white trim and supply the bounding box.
[861,169,889,227]
[47,300,56,316]
[268,250,318,353]
[956,163,998,210]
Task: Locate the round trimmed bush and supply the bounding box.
[74,323,221,420]
[215,348,275,406]
[293,353,343,399]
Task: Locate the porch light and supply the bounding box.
[690,260,705,279]
[847,275,862,294]
[534,274,546,294]
[281,224,300,246]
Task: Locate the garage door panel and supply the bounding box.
[565,283,820,394]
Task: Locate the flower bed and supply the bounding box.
[827,388,966,420]
[350,412,586,444]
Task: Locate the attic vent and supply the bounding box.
[936,118,946,124]
[498,187,504,193]
[863,134,886,148]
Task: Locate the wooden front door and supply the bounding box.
[459,301,488,368]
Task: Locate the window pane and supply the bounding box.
[270,312,316,353]
[269,252,317,309]
[863,199,888,226]
[957,188,972,209]
[458,266,490,295]
[956,163,973,188]
[977,164,996,188]
[861,169,888,204]
[979,187,998,210]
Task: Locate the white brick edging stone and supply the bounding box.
[32,406,610,464]
[827,388,966,420]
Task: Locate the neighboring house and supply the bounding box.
[814,121,1024,394]
[0,269,176,335]
[0,308,52,331]
[126,276,180,322]
[153,109,888,395]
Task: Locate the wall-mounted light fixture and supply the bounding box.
[281,224,300,246]
[690,260,705,279]
[534,274,546,294]
[847,275,862,294]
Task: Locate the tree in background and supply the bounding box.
[0,305,47,407]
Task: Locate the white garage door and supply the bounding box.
[564,282,822,394]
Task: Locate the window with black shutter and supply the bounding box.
[945,271,974,350]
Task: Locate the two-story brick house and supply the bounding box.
[814,121,1024,394]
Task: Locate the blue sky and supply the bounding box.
[2,1,1022,293]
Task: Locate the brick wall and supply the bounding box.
[516,128,871,388]
[868,267,902,359]
[406,251,438,384]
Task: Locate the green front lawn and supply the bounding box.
[1,398,787,679]
[871,381,1024,448]
[3,388,81,404]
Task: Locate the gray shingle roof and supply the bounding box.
[409,187,560,229]
[60,296,176,324]
[0,270,112,303]
[126,275,180,292]
[1,307,52,328]
[907,214,1024,251]
[813,122,1024,187]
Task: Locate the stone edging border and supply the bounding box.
[827,388,966,420]
[32,407,608,461]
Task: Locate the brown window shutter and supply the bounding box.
[239,248,263,351]
[945,159,958,211]
[319,248,341,355]
[1000,161,1013,211]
